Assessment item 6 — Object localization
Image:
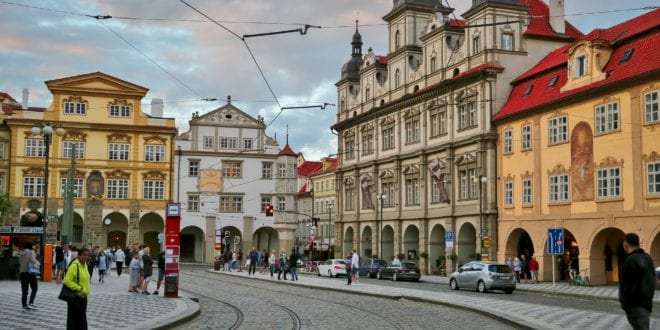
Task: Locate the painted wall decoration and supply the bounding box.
[571,122,594,201]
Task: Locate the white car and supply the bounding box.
[317,259,347,278]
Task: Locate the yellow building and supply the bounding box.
[494,10,660,284]
[3,72,177,253]
[310,157,338,256]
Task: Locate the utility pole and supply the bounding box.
[61,145,76,245]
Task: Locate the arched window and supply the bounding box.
[395,69,401,89]
[395,30,401,49]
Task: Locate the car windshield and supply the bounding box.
[402,262,416,269]
[332,260,343,264]
[488,265,512,273]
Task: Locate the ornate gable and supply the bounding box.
[192,99,264,128]
[106,169,130,180]
[45,72,149,98]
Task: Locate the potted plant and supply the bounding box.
[436,255,445,267]
[397,253,405,261]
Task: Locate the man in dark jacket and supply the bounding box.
[619,233,655,330]
[248,247,258,276]
[141,247,154,295]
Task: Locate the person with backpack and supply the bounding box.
[87,248,96,282]
[18,242,40,311]
[64,247,91,329]
[154,251,165,295]
[97,251,107,283]
[268,249,277,278]
[277,249,288,280]
[288,249,300,281]
[248,246,258,276]
[55,241,66,284]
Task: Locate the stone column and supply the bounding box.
[241,216,254,255]
[84,199,103,247]
[128,200,140,246]
[204,215,216,264]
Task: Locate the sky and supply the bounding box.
[0,0,656,160]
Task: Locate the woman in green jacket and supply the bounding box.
[64,247,91,330]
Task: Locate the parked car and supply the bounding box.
[356,258,388,278]
[317,259,347,278]
[377,262,421,281]
[449,261,516,294]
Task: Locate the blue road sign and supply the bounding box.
[547,228,564,255]
[446,231,454,242]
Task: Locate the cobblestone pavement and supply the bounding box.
[177,266,515,330]
[203,266,658,330]
[0,268,198,329]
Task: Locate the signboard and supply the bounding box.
[233,236,241,245]
[13,227,44,234]
[445,231,454,249]
[47,214,59,222]
[167,203,180,217]
[165,203,181,298]
[547,228,564,255]
[483,237,491,249]
[0,226,11,234]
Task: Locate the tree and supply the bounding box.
[0,193,11,226]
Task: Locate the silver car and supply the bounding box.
[449,261,516,294]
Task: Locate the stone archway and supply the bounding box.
[589,227,625,285]
[139,212,164,255]
[651,232,660,268]
[180,226,205,263]
[382,225,394,261]
[253,227,278,253]
[403,225,419,262]
[344,227,354,257]
[504,228,535,260]
[457,222,476,265]
[429,224,446,272]
[361,226,373,258]
[102,212,129,249]
[57,212,85,246]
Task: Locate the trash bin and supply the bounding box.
[164,273,178,298]
[214,260,221,271]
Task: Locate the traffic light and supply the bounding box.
[265,204,273,216]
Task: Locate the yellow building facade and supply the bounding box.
[494,11,660,285]
[4,72,176,253]
[310,158,338,256]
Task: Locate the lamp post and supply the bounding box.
[378,193,386,259]
[103,218,112,247]
[31,124,65,274]
[327,203,333,256]
[473,175,488,261]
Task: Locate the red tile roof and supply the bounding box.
[298,183,308,195]
[520,0,582,39]
[448,19,465,27]
[278,144,297,156]
[494,10,660,121]
[0,92,17,103]
[298,161,323,177]
[376,56,388,65]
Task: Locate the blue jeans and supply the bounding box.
[290,268,298,281]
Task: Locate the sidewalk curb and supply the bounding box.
[152,296,200,330]
[205,270,548,330]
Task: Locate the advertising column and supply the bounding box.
[164,202,181,298]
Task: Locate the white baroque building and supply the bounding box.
[174,97,298,262]
[332,0,581,273]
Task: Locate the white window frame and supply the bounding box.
[521,124,532,150]
[575,55,587,78]
[277,196,286,211]
[458,101,476,129]
[549,174,569,202]
[430,110,447,137]
[597,167,621,199]
[260,196,272,212]
[145,145,165,162]
[219,137,238,150]
[522,178,532,206]
[501,33,513,51]
[243,138,253,151]
[430,56,437,73]
[278,164,286,178]
[25,139,46,157]
[503,129,513,154]
[108,143,130,160]
[189,160,199,177]
[344,138,355,160]
[62,141,85,159]
[405,178,420,205]
[382,126,395,150]
[548,115,568,145]
[60,177,84,198]
[472,36,480,55]
[222,161,242,178]
[405,117,420,144]
[219,196,243,212]
[143,180,165,200]
[595,101,620,134]
[187,194,200,211]
[107,179,129,199]
[646,161,660,195]
[203,136,214,149]
[23,176,45,197]
[109,104,131,117]
[361,132,374,156]
[262,162,273,179]
[504,180,513,207]
[64,101,86,115]
[644,90,659,124]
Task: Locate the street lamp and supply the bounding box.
[327,203,334,256]
[378,193,386,259]
[31,124,65,274]
[103,218,112,247]
[473,175,488,261]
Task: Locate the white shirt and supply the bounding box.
[115,250,125,262]
[351,253,360,268]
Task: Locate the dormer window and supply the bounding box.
[548,76,559,88]
[523,85,534,96]
[619,48,634,63]
[575,55,587,78]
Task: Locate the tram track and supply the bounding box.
[179,285,245,329]
[181,270,437,330]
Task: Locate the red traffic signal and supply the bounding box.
[265,204,273,216]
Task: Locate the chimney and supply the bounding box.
[22,88,29,110]
[151,98,163,117]
[549,0,565,35]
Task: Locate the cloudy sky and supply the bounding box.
[0,0,655,160]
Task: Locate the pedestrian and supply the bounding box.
[141,247,153,295]
[619,233,655,330]
[505,257,513,269]
[55,241,66,284]
[248,246,258,276]
[569,256,579,283]
[237,249,243,272]
[114,248,125,277]
[223,249,232,272]
[345,253,352,285]
[18,242,40,311]
[87,248,96,282]
[520,254,529,283]
[277,249,288,280]
[154,250,165,295]
[105,248,114,277]
[64,247,91,330]
[392,255,401,266]
[268,249,277,278]
[64,245,72,270]
[513,257,521,283]
[289,249,299,281]
[351,249,360,285]
[231,250,238,271]
[529,256,539,284]
[129,252,141,293]
[97,251,107,283]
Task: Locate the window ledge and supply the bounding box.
[522,204,533,208]
[643,120,660,127]
[549,201,571,206]
[457,125,478,133]
[503,151,513,156]
[503,204,514,209]
[644,194,660,200]
[548,141,569,147]
[595,197,623,203]
[594,129,622,137]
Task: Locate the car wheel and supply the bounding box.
[504,289,513,294]
[328,270,333,278]
[449,278,458,290]
[477,280,487,293]
[392,273,398,281]
[377,272,383,280]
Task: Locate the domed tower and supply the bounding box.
[336,21,364,122]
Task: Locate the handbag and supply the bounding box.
[28,251,40,275]
[58,264,79,302]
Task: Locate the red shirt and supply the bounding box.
[529,259,539,271]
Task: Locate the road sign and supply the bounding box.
[47,214,59,222]
[445,231,454,242]
[547,228,564,255]
[234,236,241,245]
